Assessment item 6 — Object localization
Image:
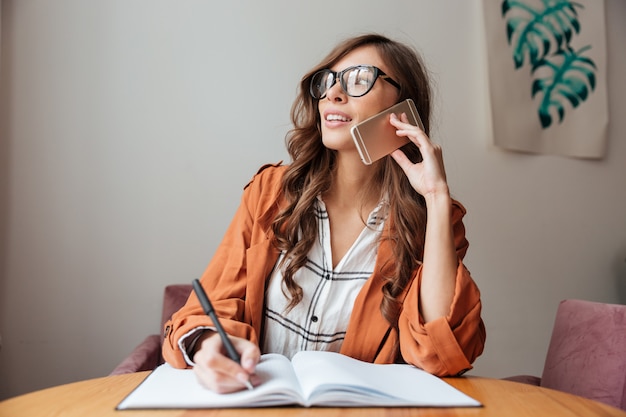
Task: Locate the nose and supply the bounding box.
[325,78,345,102]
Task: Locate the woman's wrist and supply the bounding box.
[423,186,451,209]
[189,330,216,361]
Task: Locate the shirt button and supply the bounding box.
[311,315,319,322]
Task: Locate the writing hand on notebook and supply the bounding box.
[193,332,261,394]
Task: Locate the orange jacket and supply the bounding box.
[163,163,485,376]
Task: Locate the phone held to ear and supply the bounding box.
[350,98,424,165]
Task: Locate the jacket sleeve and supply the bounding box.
[161,165,281,369]
[397,201,486,376]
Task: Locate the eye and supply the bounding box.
[352,68,374,86]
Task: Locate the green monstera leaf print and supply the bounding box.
[501,0,597,128]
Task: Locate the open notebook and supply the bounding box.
[117,351,481,409]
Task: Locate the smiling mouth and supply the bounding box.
[326,114,352,122]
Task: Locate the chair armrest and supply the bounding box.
[501,375,542,386]
[109,334,162,375]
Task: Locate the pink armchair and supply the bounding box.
[110,284,192,375]
[504,299,626,410]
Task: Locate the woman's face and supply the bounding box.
[317,45,400,155]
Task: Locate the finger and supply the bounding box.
[234,339,261,373]
[389,114,430,150]
[391,149,415,173]
[195,335,253,392]
[389,112,409,129]
[193,348,243,394]
[209,336,255,385]
[194,363,246,394]
[390,112,422,132]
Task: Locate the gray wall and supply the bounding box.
[1,0,625,399]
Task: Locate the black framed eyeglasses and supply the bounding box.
[309,65,401,99]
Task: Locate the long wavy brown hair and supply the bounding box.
[271,33,431,328]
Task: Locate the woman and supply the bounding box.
[162,33,486,393]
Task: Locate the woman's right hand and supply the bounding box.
[192,331,261,394]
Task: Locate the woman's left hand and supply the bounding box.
[389,113,449,199]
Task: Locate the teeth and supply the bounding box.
[326,114,351,122]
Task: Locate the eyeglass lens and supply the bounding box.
[310,66,378,99]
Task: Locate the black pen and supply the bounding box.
[192,279,254,390]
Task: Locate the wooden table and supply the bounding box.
[1,371,625,416]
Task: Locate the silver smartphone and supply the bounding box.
[350,98,424,165]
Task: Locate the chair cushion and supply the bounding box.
[110,335,162,375]
[109,284,193,375]
[540,299,626,410]
[501,375,541,386]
